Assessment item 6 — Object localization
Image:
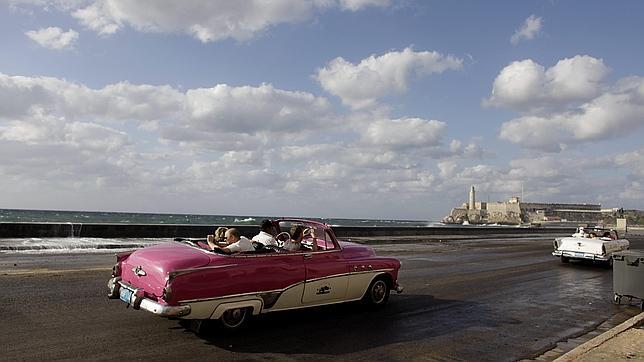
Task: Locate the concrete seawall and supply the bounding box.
[0,222,575,238]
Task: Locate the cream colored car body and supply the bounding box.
[552,227,629,265]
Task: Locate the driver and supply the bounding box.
[211,228,255,254]
[283,225,318,252]
[252,219,277,246]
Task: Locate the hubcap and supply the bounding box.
[222,308,246,328]
[372,281,386,303]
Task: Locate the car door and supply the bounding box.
[302,230,349,304]
[232,252,306,312]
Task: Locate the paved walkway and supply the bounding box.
[554,311,643,361]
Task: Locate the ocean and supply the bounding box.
[0,208,429,227]
[0,208,431,254]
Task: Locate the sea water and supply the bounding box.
[0,208,431,254]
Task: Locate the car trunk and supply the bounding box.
[120,242,212,299]
[558,237,604,255]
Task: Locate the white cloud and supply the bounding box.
[510,14,542,44]
[336,0,390,11]
[12,0,391,42]
[362,117,446,148]
[485,56,610,112]
[25,27,79,49]
[483,56,644,152]
[184,83,334,134]
[498,76,644,151]
[316,47,463,109]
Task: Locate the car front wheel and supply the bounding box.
[220,307,249,330]
[561,256,570,263]
[365,278,390,306]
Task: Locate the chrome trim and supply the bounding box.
[133,266,146,276]
[553,251,609,261]
[233,248,343,258]
[179,281,305,304]
[262,296,365,313]
[168,264,237,282]
[113,280,191,317]
[306,268,394,283]
[177,268,394,303]
[107,276,121,298]
[138,298,191,317]
[394,284,404,293]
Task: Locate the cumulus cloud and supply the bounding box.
[510,14,542,44]
[0,71,494,216]
[184,83,334,134]
[0,73,334,145]
[316,47,463,108]
[497,76,644,151]
[482,55,644,152]
[362,117,446,148]
[11,0,391,42]
[25,27,79,49]
[485,56,610,112]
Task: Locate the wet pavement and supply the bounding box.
[0,235,642,361]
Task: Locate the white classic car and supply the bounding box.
[552,227,629,267]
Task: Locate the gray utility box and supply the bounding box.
[613,250,644,309]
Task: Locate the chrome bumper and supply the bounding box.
[107,277,191,317]
[394,283,404,294]
[552,251,609,261]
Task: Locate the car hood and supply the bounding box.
[338,241,376,257]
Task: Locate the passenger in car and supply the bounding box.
[252,219,277,246]
[283,225,318,252]
[207,226,228,249]
[211,228,255,254]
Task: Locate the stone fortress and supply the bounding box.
[442,186,605,225]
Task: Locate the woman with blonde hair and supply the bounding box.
[207,226,228,249]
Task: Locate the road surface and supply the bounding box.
[1,236,642,361]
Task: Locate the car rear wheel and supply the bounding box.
[561,256,570,263]
[220,307,249,330]
[364,278,390,306]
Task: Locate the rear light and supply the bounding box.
[112,262,121,277]
[163,285,172,301]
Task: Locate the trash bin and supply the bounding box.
[613,250,644,310]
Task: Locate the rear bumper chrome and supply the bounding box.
[107,277,191,317]
[552,251,609,261]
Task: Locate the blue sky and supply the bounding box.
[1,0,643,220]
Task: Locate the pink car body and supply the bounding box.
[107,219,403,328]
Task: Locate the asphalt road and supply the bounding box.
[1,236,642,361]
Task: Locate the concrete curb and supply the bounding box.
[554,311,644,361]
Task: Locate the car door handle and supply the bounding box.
[303,253,312,259]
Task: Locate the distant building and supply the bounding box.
[442,186,603,225]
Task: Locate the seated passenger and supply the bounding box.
[211,228,254,254]
[283,225,318,252]
[207,226,228,250]
[252,219,277,246]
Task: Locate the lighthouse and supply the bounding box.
[469,185,476,210]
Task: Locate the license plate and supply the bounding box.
[575,252,584,257]
[119,286,133,304]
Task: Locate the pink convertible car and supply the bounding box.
[108,219,403,329]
